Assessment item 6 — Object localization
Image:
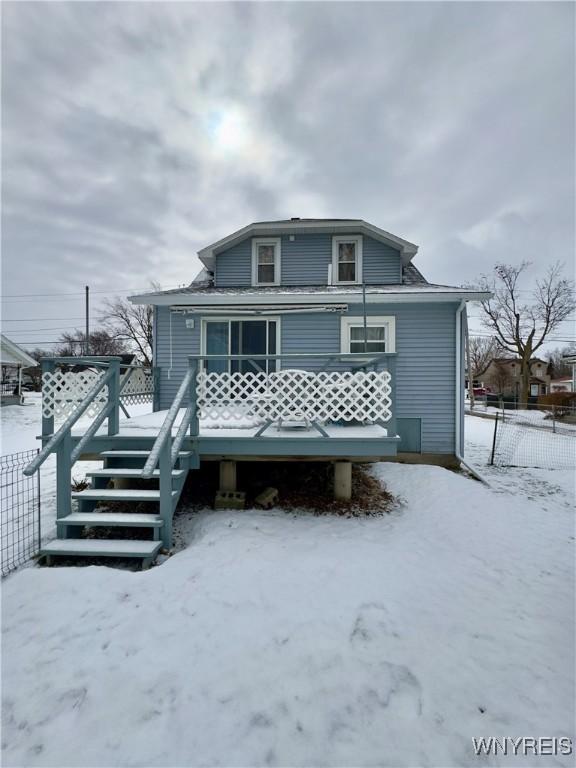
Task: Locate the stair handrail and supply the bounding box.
[23,365,116,477]
[141,367,193,479]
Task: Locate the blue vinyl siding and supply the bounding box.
[155,308,201,409]
[154,302,457,454]
[214,240,252,286]
[214,234,401,287]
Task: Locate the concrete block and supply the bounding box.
[214,491,246,510]
[255,487,279,509]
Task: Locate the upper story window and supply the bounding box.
[332,236,363,284]
[252,238,281,286]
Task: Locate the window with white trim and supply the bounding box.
[332,236,362,284]
[252,238,281,286]
[340,316,396,354]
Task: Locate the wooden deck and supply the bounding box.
[70,408,399,460]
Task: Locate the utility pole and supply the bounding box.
[85,285,90,356]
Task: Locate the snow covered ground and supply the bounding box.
[1,403,575,767]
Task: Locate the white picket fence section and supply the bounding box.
[196,370,392,424]
[42,368,153,420]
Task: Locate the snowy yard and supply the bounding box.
[1,402,575,767]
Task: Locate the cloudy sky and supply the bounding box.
[2,1,574,350]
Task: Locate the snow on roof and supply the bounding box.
[0,334,38,367]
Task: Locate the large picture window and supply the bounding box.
[203,319,279,374]
[252,238,281,286]
[340,316,396,355]
[332,236,362,284]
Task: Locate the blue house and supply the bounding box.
[29,218,488,567]
[134,218,484,459]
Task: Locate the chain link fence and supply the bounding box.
[1,450,41,577]
[489,407,576,469]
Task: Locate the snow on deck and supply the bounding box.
[71,408,390,439]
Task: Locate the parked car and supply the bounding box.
[473,387,491,396]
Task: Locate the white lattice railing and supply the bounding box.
[196,370,392,424]
[120,367,154,405]
[42,367,153,420]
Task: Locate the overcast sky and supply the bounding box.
[2,1,574,350]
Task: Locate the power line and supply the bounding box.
[1,285,180,299]
[1,317,86,322]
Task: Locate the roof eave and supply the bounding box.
[130,289,491,307]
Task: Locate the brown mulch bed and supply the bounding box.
[179,461,397,517]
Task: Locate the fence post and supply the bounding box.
[489,412,499,466]
[552,405,556,434]
[37,451,41,552]
[41,359,55,438]
[159,441,173,549]
[108,359,120,436]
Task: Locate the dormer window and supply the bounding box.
[252,238,280,286]
[332,236,362,284]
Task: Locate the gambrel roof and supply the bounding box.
[197,218,419,271]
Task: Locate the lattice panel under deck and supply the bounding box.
[196,370,392,424]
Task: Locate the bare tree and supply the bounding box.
[55,329,128,357]
[545,345,576,379]
[474,262,575,404]
[466,336,498,406]
[487,360,515,396]
[100,283,159,366]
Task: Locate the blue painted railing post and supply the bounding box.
[188,358,200,470]
[41,359,55,438]
[188,358,199,437]
[108,359,120,436]
[56,430,72,529]
[153,366,161,412]
[159,440,172,548]
[388,356,398,438]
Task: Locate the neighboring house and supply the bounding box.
[549,377,573,393]
[0,334,38,406]
[562,354,576,392]
[480,357,551,398]
[130,218,487,461]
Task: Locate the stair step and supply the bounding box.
[86,468,185,479]
[72,489,177,502]
[60,512,163,527]
[99,450,192,458]
[41,539,162,559]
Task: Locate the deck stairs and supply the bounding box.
[41,446,197,569]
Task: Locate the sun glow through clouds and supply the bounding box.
[210,108,249,153]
